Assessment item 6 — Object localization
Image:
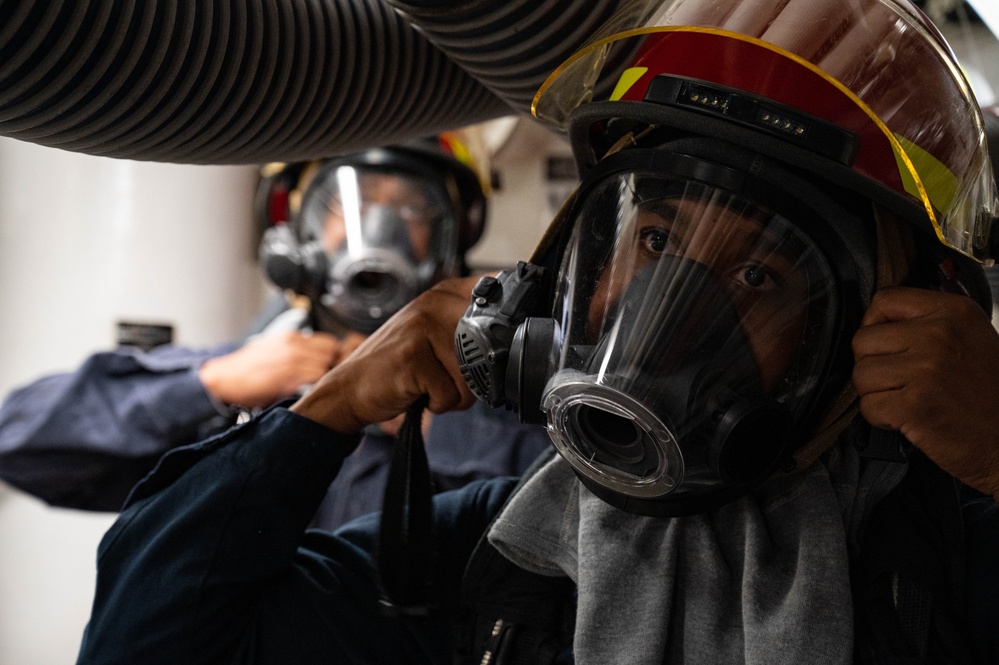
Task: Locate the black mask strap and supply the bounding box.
[377,394,435,617]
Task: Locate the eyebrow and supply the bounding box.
[641,198,801,263]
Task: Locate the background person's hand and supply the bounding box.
[852,286,999,501]
[291,275,481,434]
[199,330,347,409]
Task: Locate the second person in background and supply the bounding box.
[0,130,551,529]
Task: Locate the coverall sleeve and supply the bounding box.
[0,343,237,511]
[76,407,516,665]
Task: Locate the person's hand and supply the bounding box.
[199,330,355,409]
[852,286,999,500]
[290,275,481,434]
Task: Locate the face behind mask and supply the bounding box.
[545,254,793,505]
[456,142,876,516]
[300,164,460,334]
[321,204,422,334]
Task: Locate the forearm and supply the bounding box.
[77,404,504,664]
[0,355,226,509]
[78,407,361,665]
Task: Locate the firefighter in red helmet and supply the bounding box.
[78,2,999,664]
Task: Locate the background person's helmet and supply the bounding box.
[500,0,999,516]
[259,133,489,334]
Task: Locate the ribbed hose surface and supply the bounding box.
[388,0,636,111]
[0,0,513,163]
[0,0,636,164]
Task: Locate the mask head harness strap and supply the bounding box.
[377,394,435,617]
[788,206,914,471]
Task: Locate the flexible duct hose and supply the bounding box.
[388,0,635,111]
[0,0,510,163]
[0,0,633,164]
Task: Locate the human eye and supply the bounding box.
[637,226,674,256]
[728,262,786,296]
[727,259,798,306]
[635,201,683,258]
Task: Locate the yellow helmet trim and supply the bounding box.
[893,134,959,223]
[533,26,941,248]
[610,67,648,102]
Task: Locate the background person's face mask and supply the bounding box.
[299,165,459,333]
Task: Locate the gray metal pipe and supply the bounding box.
[0,0,632,164]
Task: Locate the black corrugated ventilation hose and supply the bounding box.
[0,0,508,163]
[387,0,635,112]
[0,0,634,164]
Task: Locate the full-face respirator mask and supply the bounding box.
[260,151,473,335]
[457,144,878,516]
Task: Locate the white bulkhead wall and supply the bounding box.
[0,136,264,665]
[0,138,266,391]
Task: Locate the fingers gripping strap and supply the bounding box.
[377,394,435,616]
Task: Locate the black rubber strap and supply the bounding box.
[377,394,435,617]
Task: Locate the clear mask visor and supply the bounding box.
[543,173,837,499]
[299,165,460,331]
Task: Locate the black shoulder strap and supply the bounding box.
[453,448,576,665]
[377,394,435,617]
[453,537,576,665]
[853,430,974,664]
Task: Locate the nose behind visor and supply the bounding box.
[544,257,793,511]
[296,164,460,335]
[322,205,421,334]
